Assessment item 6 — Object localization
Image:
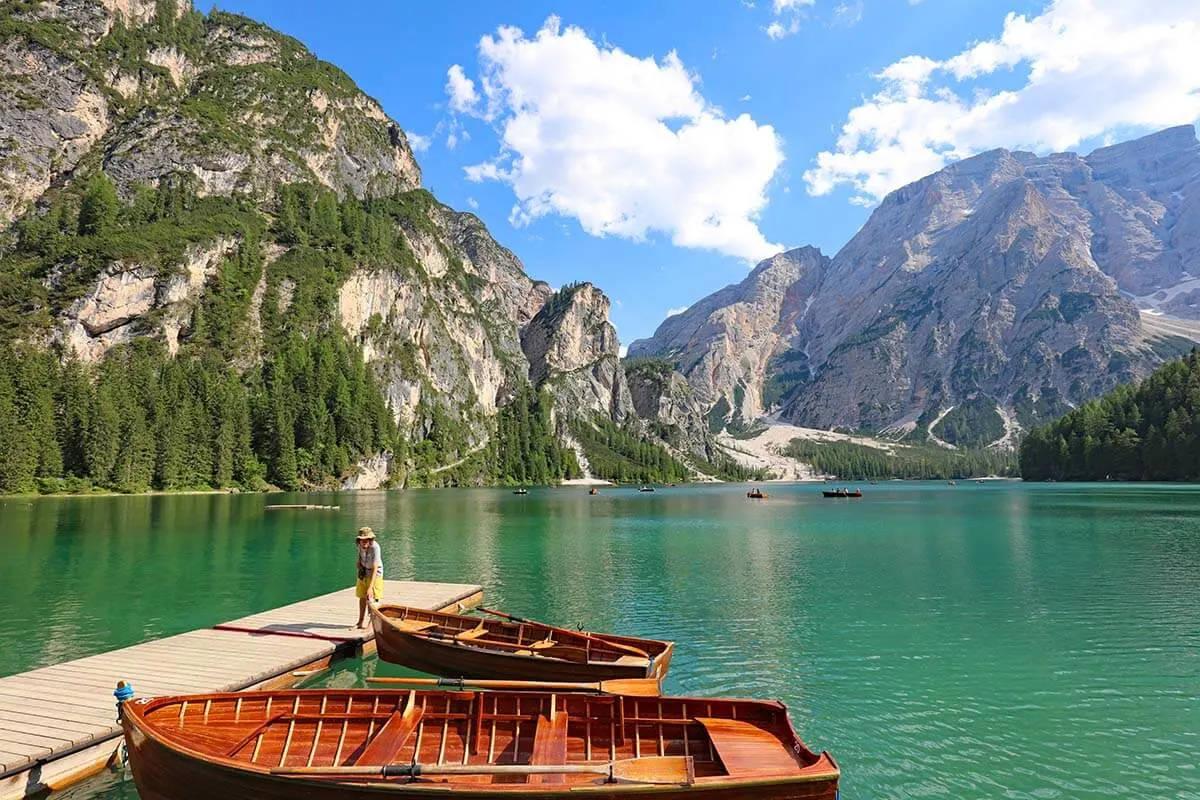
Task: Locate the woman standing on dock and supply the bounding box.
[354,527,384,628]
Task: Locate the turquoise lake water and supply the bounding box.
[2,482,1198,799]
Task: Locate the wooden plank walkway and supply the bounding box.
[0,580,481,798]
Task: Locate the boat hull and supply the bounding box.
[122,689,837,800]
[125,734,836,800]
[374,626,672,682]
[372,606,674,683]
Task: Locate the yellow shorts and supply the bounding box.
[355,573,383,601]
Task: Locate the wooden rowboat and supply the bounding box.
[371,605,674,682]
[120,688,839,800]
[821,490,862,498]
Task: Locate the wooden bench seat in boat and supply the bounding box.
[613,655,650,666]
[350,700,424,765]
[455,626,488,641]
[396,619,438,633]
[526,711,569,784]
[695,717,799,776]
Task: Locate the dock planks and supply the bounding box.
[0,580,481,797]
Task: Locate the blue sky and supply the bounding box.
[206,0,1200,346]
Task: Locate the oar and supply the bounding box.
[419,629,590,663]
[476,607,652,660]
[364,676,662,697]
[271,755,694,785]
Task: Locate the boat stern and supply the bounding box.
[649,641,675,680]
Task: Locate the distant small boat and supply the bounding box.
[947,480,957,487]
[589,487,598,495]
[638,486,655,492]
[821,489,862,498]
[513,488,528,495]
[746,489,768,499]
[265,504,339,511]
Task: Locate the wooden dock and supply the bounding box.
[0,580,482,800]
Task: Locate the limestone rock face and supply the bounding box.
[632,127,1200,437]
[521,283,633,422]
[0,39,112,227]
[0,0,420,229]
[629,247,828,425]
[626,362,713,461]
[53,237,238,363]
[341,453,391,491]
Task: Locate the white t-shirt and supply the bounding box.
[358,541,383,575]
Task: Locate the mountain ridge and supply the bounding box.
[631,125,1200,442]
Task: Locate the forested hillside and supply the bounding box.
[0,0,738,493]
[1019,350,1200,481]
[783,439,1016,481]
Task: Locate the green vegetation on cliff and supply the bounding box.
[491,384,581,485]
[570,417,691,484]
[783,439,1016,480]
[932,398,1006,448]
[1019,350,1200,481]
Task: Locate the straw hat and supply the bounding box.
[355,526,376,541]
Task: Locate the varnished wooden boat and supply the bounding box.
[121,688,839,800]
[372,605,674,682]
[746,490,768,499]
[821,490,862,498]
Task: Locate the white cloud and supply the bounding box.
[805,0,1200,204]
[407,133,431,152]
[740,94,752,102]
[466,196,479,209]
[666,306,688,317]
[832,1,863,27]
[764,0,811,39]
[445,64,479,113]
[461,16,785,262]
[765,18,800,39]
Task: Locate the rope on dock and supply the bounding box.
[211,624,364,642]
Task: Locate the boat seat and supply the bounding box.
[613,655,650,666]
[530,639,556,649]
[695,717,799,776]
[455,626,488,641]
[527,712,569,784]
[350,702,424,766]
[396,619,437,633]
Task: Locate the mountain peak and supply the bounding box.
[1087,124,1198,162]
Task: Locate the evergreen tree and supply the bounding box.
[1019,350,1200,481]
[85,384,121,487]
[77,173,119,236]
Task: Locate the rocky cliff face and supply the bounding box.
[632,127,1200,440]
[0,0,708,487]
[0,0,420,231]
[521,283,634,423]
[625,360,713,462]
[628,247,828,427]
